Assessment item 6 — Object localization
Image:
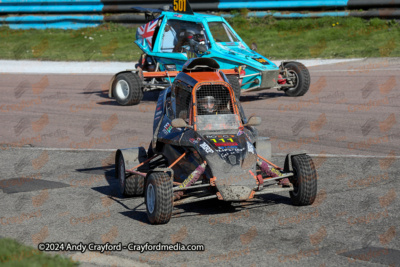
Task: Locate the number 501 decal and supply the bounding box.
[174,0,186,12]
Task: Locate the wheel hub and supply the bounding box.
[147,184,155,213]
[115,80,129,100]
[287,70,299,89]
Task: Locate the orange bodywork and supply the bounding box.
[186,71,225,83]
[190,78,242,131]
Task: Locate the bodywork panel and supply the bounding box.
[134,11,280,91]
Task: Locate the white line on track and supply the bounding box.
[274,153,400,159]
[4,146,400,158]
[311,68,400,73]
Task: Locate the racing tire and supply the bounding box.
[113,72,143,105]
[145,172,173,224]
[226,75,241,100]
[116,152,144,196]
[283,62,310,97]
[289,154,317,206]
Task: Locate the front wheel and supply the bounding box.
[289,154,317,206]
[145,172,173,224]
[283,62,310,97]
[112,72,143,105]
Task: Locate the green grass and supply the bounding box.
[0,238,77,267]
[0,16,399,61]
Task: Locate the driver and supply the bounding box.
[198,96,218,115]
[173,29,195,52]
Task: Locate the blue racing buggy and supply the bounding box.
[109,0,311,105]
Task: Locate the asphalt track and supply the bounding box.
[0,58,399,266]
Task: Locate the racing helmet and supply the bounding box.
[198,96,218,114]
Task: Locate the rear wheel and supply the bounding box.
[145,172,173,224]
[283,62,310,97]
[116,152,144,196]
[289,154,317,206]
[112,73,143,105]
[226,75,241,99]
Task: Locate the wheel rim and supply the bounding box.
[119,156,125,190]
[115,80,129,100]
[287,70,299,90]
[147,184,155,214]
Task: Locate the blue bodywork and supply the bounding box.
[135,11,280,91]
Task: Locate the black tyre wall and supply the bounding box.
[226,75,241,99]
[112,72,143,105]
[145,172,173,224]
[289,154,317,206]
[284,62,310,97]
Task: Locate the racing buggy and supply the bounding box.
[109,0,311,105]
[115,58,317,224]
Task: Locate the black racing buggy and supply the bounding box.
[115,58,317,224]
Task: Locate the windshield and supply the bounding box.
[196,114,241,131]
[208,22,239,44]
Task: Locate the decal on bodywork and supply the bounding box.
[199,142,214,153]
[205,134,239,151]
[247,141,255,154]
[189,137,202,144]
[163,122,173,135]
[253,57,269,65]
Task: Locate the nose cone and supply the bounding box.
[201,133,258,201]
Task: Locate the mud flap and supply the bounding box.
[284,151,308,172]
[116,147,148,171]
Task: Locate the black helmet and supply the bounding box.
[198,96,218,114]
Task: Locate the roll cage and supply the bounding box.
[170,77,242,131]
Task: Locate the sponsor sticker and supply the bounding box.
[189,137,201,144]
[200,142,214,153]
[162,122,173,135]
[247,141,255,154]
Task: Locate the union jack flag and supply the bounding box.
[137,18,159,50]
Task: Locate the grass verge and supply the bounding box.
[0,238,77,267]
[0,16,399,61]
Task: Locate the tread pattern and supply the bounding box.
[125,175,144,196]
[226,75,241,100]
[116,152,144,197]
[289,154,317,206]
[113,72,143,105]
[146,172,173,224]
[284,62,310,97]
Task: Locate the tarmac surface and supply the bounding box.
[0,58,399,266]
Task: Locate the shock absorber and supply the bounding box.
[174,161,207,201]
[257,160,281,178]
[257,160,290,186]
[179,161,207,188]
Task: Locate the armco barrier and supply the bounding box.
[1,0,399,29]
[218,0,348,9]
[222,9,400,19]
[0,15,103,30]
